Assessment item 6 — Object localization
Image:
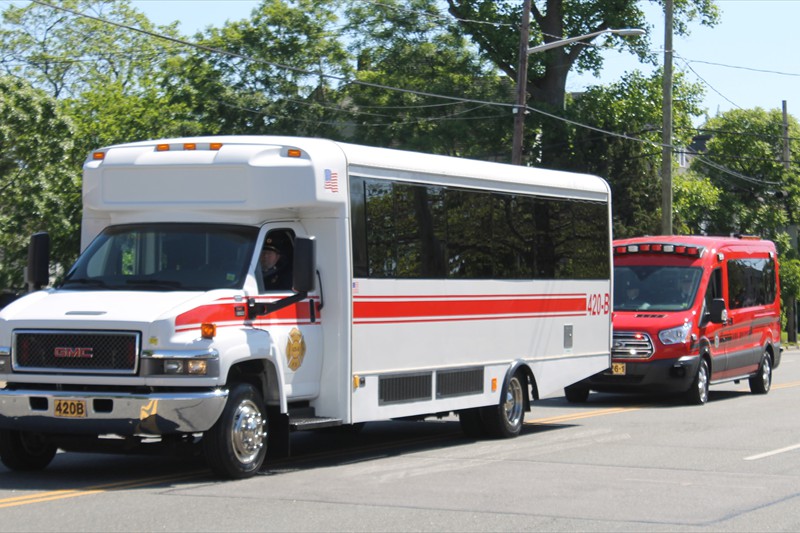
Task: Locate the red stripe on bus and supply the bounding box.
[353,296,585,320]
[176,298,319,327]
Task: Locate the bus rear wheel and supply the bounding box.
[481,372,525,438]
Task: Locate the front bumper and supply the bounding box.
[0,387,228,435]
[584,355,701,394]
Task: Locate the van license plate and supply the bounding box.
[54,399,87,418]
[611,363,626,375]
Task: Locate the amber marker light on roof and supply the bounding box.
[210,142,223,150]
[156,144,170,152]
[287,148,302,157]
[92,152,106,160]
[183,143,197,150]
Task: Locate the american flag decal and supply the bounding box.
[324,169,339,193]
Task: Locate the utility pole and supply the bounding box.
[511,0,532,165]
[660,0,674,235]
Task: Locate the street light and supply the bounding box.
[511,25,646,165]
[527,28,645,55]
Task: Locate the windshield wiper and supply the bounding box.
[60,277,110,289]
[124,278,185,290]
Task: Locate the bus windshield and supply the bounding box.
[614,265,703,312]
[61,223,258,291]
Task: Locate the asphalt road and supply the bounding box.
[1,349,799,532]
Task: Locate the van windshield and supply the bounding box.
[614,265,702,312]
[61,223,258,291]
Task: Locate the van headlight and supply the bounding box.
[658,321,693,345]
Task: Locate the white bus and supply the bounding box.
[0,136,612,478]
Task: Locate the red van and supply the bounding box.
[567,235,781,404]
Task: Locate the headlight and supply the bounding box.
[163,358,208,375]
[658,321,693,345]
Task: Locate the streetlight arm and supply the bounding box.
[526,28,644,55]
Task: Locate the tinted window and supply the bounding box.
[727,258,776,309]
[62,223,257,291]
[351,176,610,280]
[614,266,703,312]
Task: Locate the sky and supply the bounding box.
[6,0,800,124]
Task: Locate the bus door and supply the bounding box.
[255,225,323,400]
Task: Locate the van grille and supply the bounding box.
[12,330,140,375]
[612,331,654,359]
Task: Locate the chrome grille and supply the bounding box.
[612,331,654,359]
[12,330,140,375]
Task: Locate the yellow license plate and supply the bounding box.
[54,399,87,418]
[611,362,626,375]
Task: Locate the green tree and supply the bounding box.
[1,0,201,154]
[341,0,512,158]
[0,75,78,290]
[780,258,800,343]
[445,0,719,168]
[566,69,704,237]
[165,0,351,137]
[672,170,721,235]
[690,107,800,253]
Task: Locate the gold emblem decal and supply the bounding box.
[286,327,307,371]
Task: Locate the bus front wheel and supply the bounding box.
[203,382,268,479]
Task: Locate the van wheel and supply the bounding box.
[686,358,709,405]
[480,372,525,438]
[564,383,590,403]
[203,382,268,479]
[749,351,772,394]
[0,430,57,471]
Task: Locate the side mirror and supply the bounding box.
[708,298,728,324]
[26,232,50,291]
[292,236,316,293]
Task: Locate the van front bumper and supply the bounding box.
[0,387,228,435]
[584,355,700,394]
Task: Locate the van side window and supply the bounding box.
[702,268,723,320]
[727,258,776,309]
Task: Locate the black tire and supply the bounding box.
[203,382,268,479]
[0,430,57,471]
[749,351,772,394]
[564,383,590,403]
[686,358,709,405]
[458,408,486,438]
[480,372,526,439]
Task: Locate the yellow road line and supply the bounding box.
[773,380,800,390]
[526,406,641,426]
[0,471,205,509]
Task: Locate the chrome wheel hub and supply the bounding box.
[230,400,266,465]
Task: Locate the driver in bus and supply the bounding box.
[260,235,292,291]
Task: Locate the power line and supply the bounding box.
[18,0,780,189]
